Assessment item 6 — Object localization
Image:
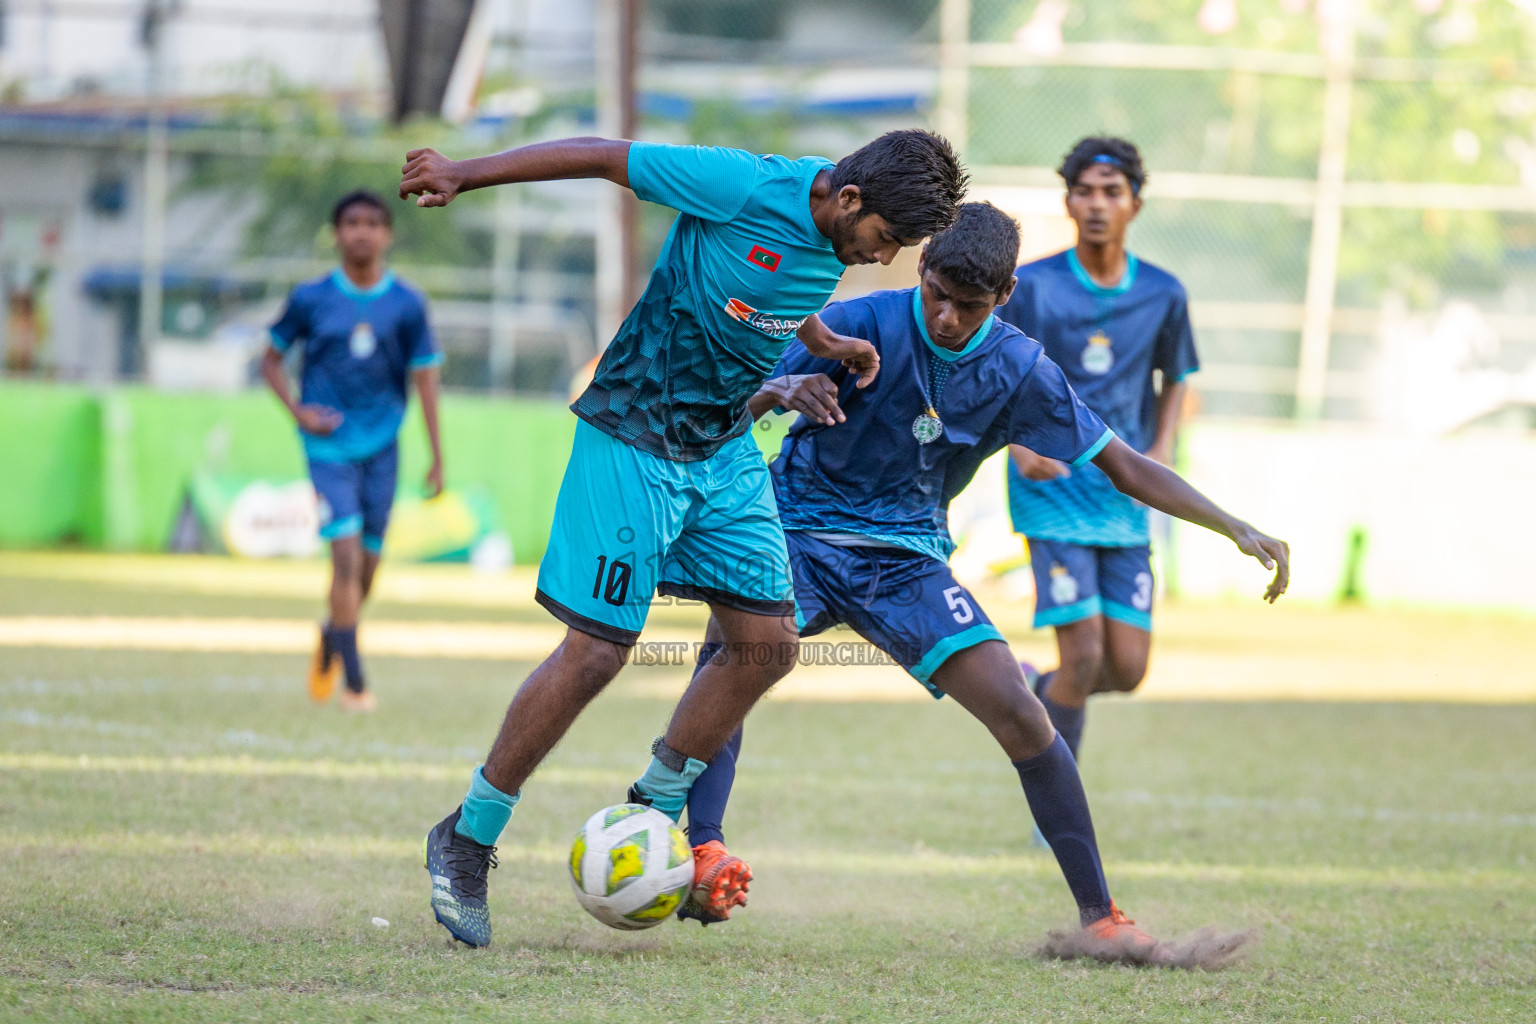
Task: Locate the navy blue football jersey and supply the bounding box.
[769,287,1111,562]
[998,249,1198,546]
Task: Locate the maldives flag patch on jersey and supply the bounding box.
[747,245,782,272]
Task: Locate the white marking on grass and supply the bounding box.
[0,829,1528,893]
[6,613,1534,702]
[0,751,627,787]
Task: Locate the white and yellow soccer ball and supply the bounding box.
[568,804,693,930]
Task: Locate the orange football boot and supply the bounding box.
[1081,903,1174,965]
[307,628,341,703]
[676,840,752,926]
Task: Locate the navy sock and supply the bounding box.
[329,625,365,693]
[686,725,741,847]
[1035,670,1085,760]
[1013,734,1113,926]
[681,642,736,846]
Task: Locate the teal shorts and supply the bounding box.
[536,420,795,645]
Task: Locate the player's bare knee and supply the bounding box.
[1060,644,1105,691]
[1103,657,1148,693]
[559,631,629,698]
[1009,691,1057,756]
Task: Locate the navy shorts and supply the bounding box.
[1027,538,1153,632]
[787,531,1005,699]
[309,442,399,553]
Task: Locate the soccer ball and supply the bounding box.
[568,804,693,930]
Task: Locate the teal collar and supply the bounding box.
[912,287,994,363]
[1066,248,1138,296]
[332,267,395,301]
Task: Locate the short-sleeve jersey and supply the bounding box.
[770,287,1112,563]
[998,250,1198,546]
[268,269,441,463]
[571,143,847,462]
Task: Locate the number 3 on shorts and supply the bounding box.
[943,585,975,625]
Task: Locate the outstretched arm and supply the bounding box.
[400,138,632,208]
[1092,436,1289,602]
[796,315,879,389]
[748,373,844,425]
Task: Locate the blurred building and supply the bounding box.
[2,0,1536,431]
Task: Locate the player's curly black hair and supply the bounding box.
[830,129,969,240]
[922,202,1020,297]
[331,188,392,227]
[1058,136,1146,196]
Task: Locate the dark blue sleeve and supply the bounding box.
[403,292,443,370]
[773,300,856,378]
[1153,286,1199,381]
[627,143,762,222]
[1009,353,1114,466]
[268,287,309,353]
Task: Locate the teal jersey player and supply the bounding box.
[400,131,967,946]
[574,143,849,461]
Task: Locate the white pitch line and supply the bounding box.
[4,615,1534,702]
[0,829,1527,892]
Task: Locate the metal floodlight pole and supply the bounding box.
[594,0,641,349]
[137,0,170,377]
[1296,5,1357,422]
[937,0,970,154]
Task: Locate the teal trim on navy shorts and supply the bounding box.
[1033,594,1102,628]
[1071,428,1115,468]
[1102,599,1152,632]
[908,623,1007,693]
[319,513,363,541]
[362,534,385,554]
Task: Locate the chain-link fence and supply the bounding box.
[5,0,1534,426]
[957,0,1536,427]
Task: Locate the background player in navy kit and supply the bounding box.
[401,132,966,947]
[1000,138,1194,762]
[677,204,1288,961]
[260,190,444,712]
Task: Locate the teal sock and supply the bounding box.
[454,765,519,846]
[633,752,708,822]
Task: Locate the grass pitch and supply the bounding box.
[0,554,1532,1022]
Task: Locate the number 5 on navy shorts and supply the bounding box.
[1026,537,1154,631]
[786,532,1005,700]
[535,421,795,646]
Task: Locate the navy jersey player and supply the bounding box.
[999,138,1195,764]
[259,189,444,713]
[400,132,966,946]
[672,204,1288,959]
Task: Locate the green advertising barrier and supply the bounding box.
[0,382,574,564]
[177,473,505,564]
[0,382,103,546]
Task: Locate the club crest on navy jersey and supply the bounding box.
[912,410,944,444]
[1048,563,1079,604]
[349,321,378,359]
[1081,331,1113,375]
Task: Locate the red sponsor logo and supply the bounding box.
[747,245,782,272]
[724,297,757,322]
